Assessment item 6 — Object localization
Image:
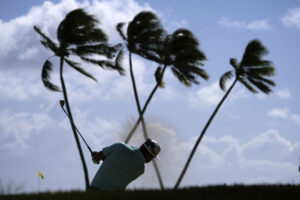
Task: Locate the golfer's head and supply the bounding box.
[141,138,161,163]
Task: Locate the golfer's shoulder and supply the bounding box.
[112,142,131,150]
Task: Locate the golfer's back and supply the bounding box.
[91,142,145,190]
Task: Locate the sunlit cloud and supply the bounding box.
[187,81,249,108]
[276,88,291,99]
[218,17,271,30]
[291,114,300,126]
[0,109,56,149]
[268,108,300,126]
[282,7,300,28]
[188,82,223,107]
[267,108,289,118]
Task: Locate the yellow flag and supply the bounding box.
[39,171,44,179]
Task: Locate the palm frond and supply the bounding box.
[41,60,60,92]
[170,29,200,52]
[188,65,209,80]
[165,28,207,86]
[238,77,258,93]
[134,47,162,64]
[64,58,97,82]
[115,50,125,75]
[219,70,234,91]
[240,39,268,67]
[155,66,165,88]
[249,75,276,86]
[116,23,127,41]
[33,26,59,54]
[70,43,121,58]
[233,39,276,94]
[171,67,191,87]
[229,58,239,71]
[127,11,165,61]
[57,8,107,47]
[247,77,273,94]
[80,57,120,72]
[245,65,275,77]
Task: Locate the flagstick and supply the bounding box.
[36,174,40,200]
[37,175,40,194]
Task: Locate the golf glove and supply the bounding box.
[92,152,100,164]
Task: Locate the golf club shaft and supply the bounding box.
[60,105,92,154]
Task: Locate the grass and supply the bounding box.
[1,184,300,200]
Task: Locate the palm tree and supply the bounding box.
[117,11,165,189]
[117,11,208,189]
[123,28,208,144]
[34,8,123,190]
[174,39,276,189]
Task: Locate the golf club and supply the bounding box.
[59,100,92,154]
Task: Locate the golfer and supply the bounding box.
[90,138,161,190]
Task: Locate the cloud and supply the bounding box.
[242,129,292,162]
[111,55,154,99]
[0,0,161,104]
[188,82,223,107]
[218,17,271,30]
[0,109,56,149]
[0,71,55,102]
[0,46,154,105]
[112,119,300,188]
[0,0,84,70]
[1,106,299,192]
[291,114,300,126]
[268,108,300,126]
[188,81,249,108]
[0,0,152,72]
[282,7,300,28]
[267,108,289,118]
[276,88,291,99]
[88,0,153,43]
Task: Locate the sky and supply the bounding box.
[0,0,300,193]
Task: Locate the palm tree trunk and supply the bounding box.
[59,56,90,191]
[125,64,167,143]
[128,52,165,190]
[174,78,238,189]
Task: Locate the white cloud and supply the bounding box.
[291,114,300,125]
[242,129,292,161]
[164,19,189,32]
[115,119,300,188]
[188,81,249,108]
[0,0,152,72]
[282,7,300,28]
[276,88,291,99]
[111,55,152,99]
[188,82,223,107]
[0,0,159,104]
[0,72,53,101]
[0,110,56,149]
[1,106,299,192]
[0,0,83,65]
[0,51,154,104]
[268,108,300,126]
[218,17,271,30]
[88,0,153,43]
[267,108,289,118]
[17,47,39,60]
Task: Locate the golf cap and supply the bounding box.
[143,138,161,159]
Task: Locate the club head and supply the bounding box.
[59,100,65,108]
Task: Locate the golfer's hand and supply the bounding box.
[92,151,100,164]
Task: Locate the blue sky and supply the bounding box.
[0,0,300,193]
